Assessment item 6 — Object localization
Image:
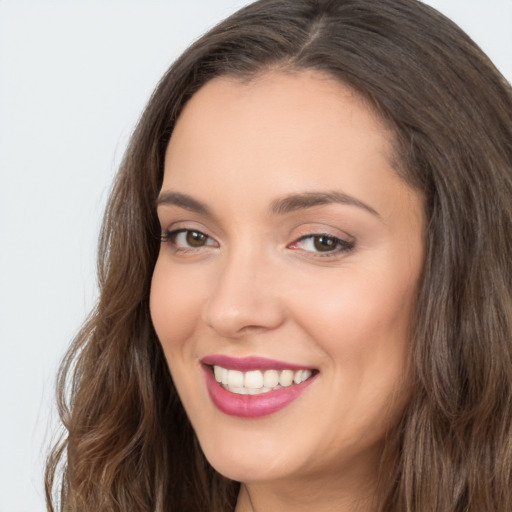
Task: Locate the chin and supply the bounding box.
[198,429,305,483]
[207,455,294,484]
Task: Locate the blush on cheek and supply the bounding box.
[150,265,199,351]
[297,277,413,372]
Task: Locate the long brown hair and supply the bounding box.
[46,1,512,510]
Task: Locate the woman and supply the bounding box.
[46,0,512,510]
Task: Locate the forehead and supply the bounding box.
[168,70,392,152]
[164,70,395,183]
[164,70,410,210]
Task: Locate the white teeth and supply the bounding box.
[263,369,279,388]
[302,369,312,381]
[279,369,294,387]
[245,370,263,389]
[212,365,314,395]
[229,387,248,395]
[227,370,244,388]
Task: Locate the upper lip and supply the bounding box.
[201,354,316,372]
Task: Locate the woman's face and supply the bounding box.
[150,71,424,487]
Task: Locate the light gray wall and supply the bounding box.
[0,1,510,510]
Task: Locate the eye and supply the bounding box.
[289,233,354,255]
[161,229,218,250]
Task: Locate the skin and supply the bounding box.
[150,70,425,511]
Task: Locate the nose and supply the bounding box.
[201,248,286,338]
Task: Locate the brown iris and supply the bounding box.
[313,235,338,252]
[185,230,208,247]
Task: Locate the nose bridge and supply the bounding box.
[202,241,284,337]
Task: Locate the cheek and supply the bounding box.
[295,273,415,444]
[291,265,416,384]
[149,259,211,417]
[149,258,205,353]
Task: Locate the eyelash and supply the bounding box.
[160,229,355,257]
[160,229,218,252]
[290,233,355,256]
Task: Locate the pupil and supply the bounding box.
[186,231,206,247]
[314,236,336,252]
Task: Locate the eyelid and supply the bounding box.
[158,217,216,239]
[160,227,219,251]
[287,227,355,257]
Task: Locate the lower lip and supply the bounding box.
[203,366,317,418]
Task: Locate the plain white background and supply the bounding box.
[0,1,510,510]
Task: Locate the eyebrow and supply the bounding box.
[156,190,379,217]
[156,191,211,215]
[270,191,380,217]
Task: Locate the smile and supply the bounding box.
[213,365,313,395]
[201,356,318,418]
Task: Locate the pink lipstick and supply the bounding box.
[201,355,317,418]
[202,354,316,372]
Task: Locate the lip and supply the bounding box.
[201,354,316,372]
[201,362,318,418]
